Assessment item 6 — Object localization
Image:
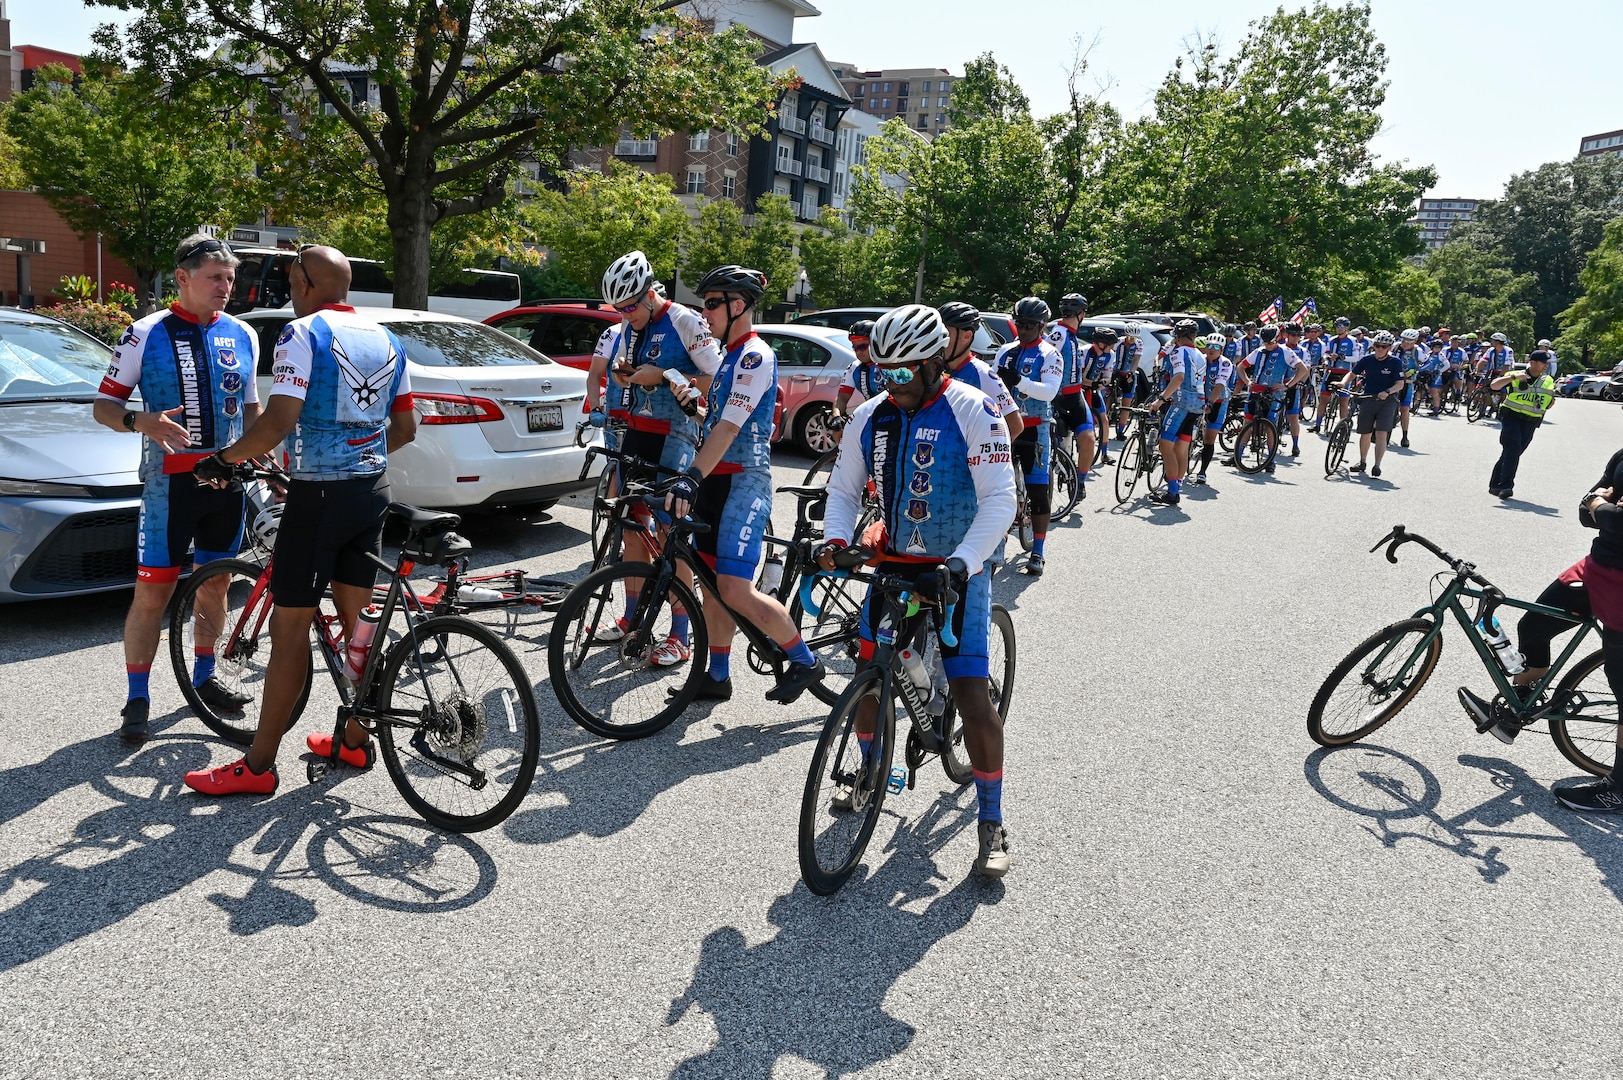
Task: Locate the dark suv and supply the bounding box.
[485,300,619,371]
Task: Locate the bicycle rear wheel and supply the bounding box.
[1466,391,1489,423]
[799,666,895,895]
[1233,419,1277,474]
[548,562,707,739]
[1114,432,1145,504]
[1324,420,1351,476]
[1299,391,1319,425]
[376,616,540,832]
[1548,650,1620,777]
[1050,447,1081,518]
[170,557,312,744]
[803,448,840,486]
[1307,618,1442,746]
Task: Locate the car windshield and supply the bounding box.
[0,319,114,403]
[382,320,554,368]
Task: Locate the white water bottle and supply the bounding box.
[457,584,505,602]
[1478,615,1525,675]
[759,554,784,595]
[343,605,382,682]
[898,646,932,702]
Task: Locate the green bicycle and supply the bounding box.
[1308,525,1618,775]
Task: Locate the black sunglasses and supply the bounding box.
[177,238,227,266]
[702,296,737,310]
[292,244,315,290]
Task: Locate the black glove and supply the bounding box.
[193,451,237,483]
[915,557,969,606]
[998,362,1021,397]
[660,469,701,506]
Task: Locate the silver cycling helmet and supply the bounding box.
[1401,328,1420,341]
[1123,322,1143,339]
[1491,332,1507,343]
[870,304,948,365]
[602,250,655,307]
[1538,338,1553,348]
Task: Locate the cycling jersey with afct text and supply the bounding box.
[701,333,777,471]
[994,339,1062,423]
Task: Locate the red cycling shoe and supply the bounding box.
[183,757,278,796]
[306,732,376,769]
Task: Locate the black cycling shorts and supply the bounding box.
[136,473,245,580]
[271,474,392,606]
[1011,436,1051,517]
[1053,392,1092,434]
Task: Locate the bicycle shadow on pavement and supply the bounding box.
[665,793,1001,1079]
[503,712,821,846]
[1303,744,1623,898]
[0,731,498,971]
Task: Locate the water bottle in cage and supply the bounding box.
[927,647,949,717]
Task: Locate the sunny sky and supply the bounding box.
[13,0,1621,200]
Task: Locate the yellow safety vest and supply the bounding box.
[1501,373,1557,420]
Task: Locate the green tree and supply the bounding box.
[798,210,916,308]
[1557,214,1623,366]
[1318,261,1441,331]
[679,193,799,310]
[523,162,690,294]
[94,0,782,309]
[1456,154,1623,340]
[1424,240,1537,347]
[5,64,261,307]
[0,113,26,190]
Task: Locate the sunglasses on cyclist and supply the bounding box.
[702,296,738,311]
[292,244,316,290]
[616,299,647,314]
[875,362,920,386]
[177,238,228,266]
[849,336,871,349]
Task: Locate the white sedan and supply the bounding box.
[241,307,598,510]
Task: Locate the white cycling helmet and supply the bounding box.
[1491,332,1507,343]
[1401,328,1419,341]
[1538,338,1553,348]
[1123,322,1143,339]
[870,304,948,365]
[249,503,281,551]
[602,250,655,307]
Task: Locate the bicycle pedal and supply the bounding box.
[887,767,907,794]
[307,759,331,784]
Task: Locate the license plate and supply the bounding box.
[527,404,563,432]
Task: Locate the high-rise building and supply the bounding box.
[1579,129,1623,161]
[0,1,15,101]
[1410,197,1480,251]
[829,64,956,136]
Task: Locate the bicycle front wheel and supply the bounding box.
[1307,618,1442,746]
[1549,650,1620,777]
[376,616,541,833]
[1114,432,1145,504]
[1234,419,1277,474]
[1466,391,1489,423]
[170,557,312,744]
[937,604,1017,785]
[803,448,840,486]
[1325,420,1351,476]
[799,666,895,895]
[1050,447,1080,518]
[791,564,868,708]
[547,562,707,739]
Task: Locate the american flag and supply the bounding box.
[1288,298,1317,326]
[1258,296,1283,324]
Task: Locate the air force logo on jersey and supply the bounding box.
[223,396,239,417]
[913,442,933,468]
[216,348,238,369]
[333,336,396,410]
[906,498,931,523]
[740,352,762,370]
[982,397,1000,418]
[276,325,296,346]
[908,471,932,496]
[221,372,242,393]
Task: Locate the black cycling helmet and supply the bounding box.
[1172,318,1198,340]
[848,319,876,340]
[937,301,980,330]
[1057,293,1088,317]
[1089,326,1119,345]
[1259,325,1279,342]
[1013,296,1051,324]
[1284,322,1304,335]
[695,264,766,304]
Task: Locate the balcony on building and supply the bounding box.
[776,156,803,177]
[614,135,659,159]
[806,163,831,184]
[809,122,835,146]
[780,113,807,136]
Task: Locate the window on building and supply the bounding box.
[923,80,933,92]
[936,114,944,125]
[918,116,927,129]
[938,96,948,108]
[689,130,710,152]
[774,181,791,199]
[722,173,736,200]
[777,142,792,168]
[836,129,848,156]
[726,131,739,156]
[870,82,880,93]
[833,172,845,196]
[883,82,892,92]
[686,167,705,195]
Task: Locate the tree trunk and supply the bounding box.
[387,172,436,310]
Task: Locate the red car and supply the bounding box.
[486,300,619,371]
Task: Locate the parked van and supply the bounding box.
[226,244,522,321]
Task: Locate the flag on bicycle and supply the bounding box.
[1288,298,1316,326]
[1258,296,1282,324]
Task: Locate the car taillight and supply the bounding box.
[414,393,504,424]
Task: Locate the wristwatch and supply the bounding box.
[122,411,137,432]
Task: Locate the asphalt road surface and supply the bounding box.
[2,396,1620,1078]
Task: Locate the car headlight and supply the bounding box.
[0,478,102,497]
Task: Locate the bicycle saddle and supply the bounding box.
[389,503,461,534]
[775,484,830,502]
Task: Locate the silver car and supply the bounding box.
[0,309,143,602]
[757,323,861,456]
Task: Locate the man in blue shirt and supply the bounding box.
[1339,331,1405,478]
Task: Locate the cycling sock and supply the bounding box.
[1032,535,1046,558]
[1199,444,1214,472]
[1168,478,1181,496]
[671,612,690,646]
[622,591,639,621]
[857,732,874,763]
[707,646,731,681]
[973,768,1003,823]
[192,650,216,687]
[126,664,151,702]
[1077,470,1089,485]
[783,635,816,667]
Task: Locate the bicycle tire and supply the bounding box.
[547,562,707,740]
[1234,418,1277,475]
[790,555,870,709]
[1299,391,1318,425]
[1325,420,1351,476]
[803,448,840,486]
[590,463,616,550]
[1050,447,1081,518]
[375,616,540,832]
[937,603,1017,785]
[1147,441,1166,494]
[1307,618,1442,746]
[798,665,895,895]
[170,557,312,744]
[1218,412,1245,453]
[1114,432,1145,504]
[1466,391,1489,424]
[1548,649,1619,778]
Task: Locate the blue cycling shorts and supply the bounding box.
[693,467,772,581]
[857,561,993,680]
[136,473,245,583]
[1401,383,1415,408]
[1204,396,1230,433]
[1160,406,1198,442]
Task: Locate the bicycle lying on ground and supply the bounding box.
[1308,525,1617,775]
[797,554,1016,895]
[168,465,540,832]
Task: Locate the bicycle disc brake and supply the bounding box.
[425,693,488,766]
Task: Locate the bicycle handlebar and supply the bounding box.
[1369,524,1501,597]
[798,563,960,648]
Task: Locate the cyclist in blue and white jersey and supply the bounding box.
[586,321,629,450]
[1480,332,1516,377]
[1113,322,1147,438]
[816,304,1018,878]
[182,245,415,796]
[92,234,261,742]
[939,302,1023,439]
[1077,325,1119,477]
[1233,325,1305,472]
[1278,323,1313,457]
[1439,329,1470,400]
[1538,339,1558,378]
[1192,333,1234,486]
[660,265,823,705]
[1393,328,1428,448]
[995,297,1063,575]
[599,251,719,664]
[1047,293,1092,479]
[834,319,883,422]
[1311,317,1361,434]
[1148,320,1205,506]
[1234,321,1262,361]
[1416,331,1448,416]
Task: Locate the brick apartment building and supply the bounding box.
[830,65,956,137]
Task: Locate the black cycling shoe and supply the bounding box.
[1349,461,1366,473]
[668,675,733,702]
[1148,490,1180,506]
[766,660,824,704]
[119,698,150,743]
[196,675,252,713]
[1371,465,1383,478]
[1400,436,1410,448]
